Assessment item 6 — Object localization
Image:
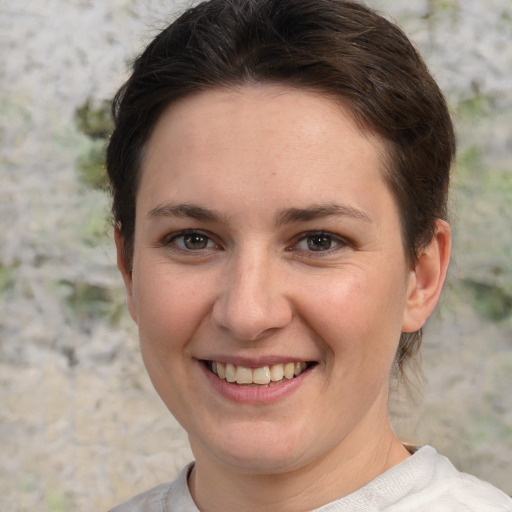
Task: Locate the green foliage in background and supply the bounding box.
[70,100,122,331]
[45,486,73,512]
[76,139,109,189]
[57,279,126,328]
[74,99,113,190]
[461,280,512,322]
[0,262,16,295]
[426,0,460,15]
[451,95,512,328]
[75,99,112,140]
[78,195,112,247]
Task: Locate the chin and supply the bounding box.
[192,422,312,475]
[216,449,306,476]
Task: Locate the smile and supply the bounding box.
[206,361,313,386]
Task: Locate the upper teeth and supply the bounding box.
[211,361,308,385]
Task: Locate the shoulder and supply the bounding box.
[388,446,512,512]
[108,481,172,512]
[108,463,197,512]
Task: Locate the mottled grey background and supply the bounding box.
[1,1,511,510]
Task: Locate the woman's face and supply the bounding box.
[121,85,417,475]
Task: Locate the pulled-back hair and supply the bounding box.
[106,0,456,374]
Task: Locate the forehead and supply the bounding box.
[147,84,377,157]
[139,85,393,221]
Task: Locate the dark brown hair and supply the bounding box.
[106,0,456,373]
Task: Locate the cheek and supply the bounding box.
[131,264,217,418]
[132,262,215,354]
[296,266,406,363]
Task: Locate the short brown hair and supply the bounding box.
[106,0,456,373]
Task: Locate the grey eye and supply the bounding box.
[181,233,211,250]
[294,233,341,252]
[169,231,216,251]
[306,235,333,251]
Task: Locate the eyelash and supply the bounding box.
[161,229,349,256]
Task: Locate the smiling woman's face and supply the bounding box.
[118,85,419,477]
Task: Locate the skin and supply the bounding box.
[116,84,451,511]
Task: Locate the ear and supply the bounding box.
[402,219,451,333]
[114,226,138,323]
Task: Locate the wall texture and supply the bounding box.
[1,1,511,510]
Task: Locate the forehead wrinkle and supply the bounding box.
[147,202,229,225]
[275,203,372,227]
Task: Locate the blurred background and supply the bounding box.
[1,0,511,510]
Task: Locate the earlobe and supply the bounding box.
[114,226,138,323]
[402,219,451,333]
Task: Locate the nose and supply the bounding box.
[211,250,293,342]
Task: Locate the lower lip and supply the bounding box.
[199,362,312,404]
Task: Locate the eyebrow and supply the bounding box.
[147,201,371,226]
[147,202,227,223]
[275,203,371,226]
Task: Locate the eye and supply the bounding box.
[166,230,217,251]
[293,231,347,253]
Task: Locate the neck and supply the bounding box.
[188,413,410,512]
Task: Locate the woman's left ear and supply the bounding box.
[402,219,451,333]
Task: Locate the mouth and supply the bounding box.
[203,360,316,387]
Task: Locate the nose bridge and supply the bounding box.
[212,242,292,341]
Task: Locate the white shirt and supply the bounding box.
[109,445,512,511]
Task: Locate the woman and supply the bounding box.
[107,0,512,510]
